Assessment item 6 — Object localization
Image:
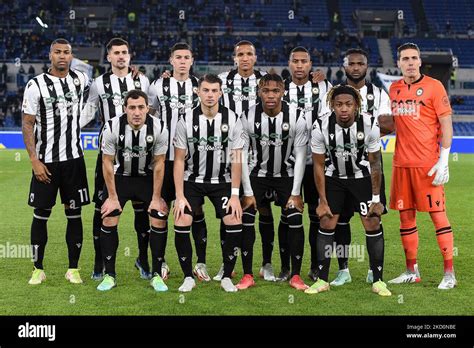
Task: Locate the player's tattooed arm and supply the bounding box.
[368,150,384,217]
[22,113,51,183]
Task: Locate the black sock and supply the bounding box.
[335,217,351,270]
[316,227,335,281]
[278,215,290,271]
[192,214,207,264]
[31,209,50,269]
[100,225,119,277]
[259,214,274,265]
[308,213,319,270]
[133,203,150,271]
[175,225,193,278]
[92,207,103,273]
[149,225,167,275]
[65,208,83,269]
[242,208,256,275]
[287,210,304,277]
[219,220,226,261]
[223,224,242,278]
[366,228,384,282]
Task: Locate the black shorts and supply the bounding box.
[93,152,105,205]
[162,160,176,203]
[184,181,231,219]
[250,176,293,208]
[302,164,319,207]
[28,157,90,209]
[103,175,153,210]
[326,175,385,216]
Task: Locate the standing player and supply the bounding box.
[81,38,152,281]
[98,90,169,291]
[173,74,245,292]
[319,48,392,286]
[277,46,332,282]
[387,43,456,289]
[148,43,210,281]
[307,85,391,296]
[22,39,90,285]
[238,74,309,291]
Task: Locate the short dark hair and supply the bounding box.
[233,40,255,55]
[344,48,369,61]
[289,46,311,59]
[198,74,222,88]
[170,42,193,56]
[124,89,148,106]
[50,38,71,51]
[258,73,284,89]
[397,42,420,60]
[106,38,129,53]
[326,84,362,115]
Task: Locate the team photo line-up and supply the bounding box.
[21,36,456,295]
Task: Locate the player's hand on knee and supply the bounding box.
[242,195,257,211]
[173,196,191,221]
[226,195,242,221]
[316,202,333,219]
[310,69,326,83]
[368,201,384,218]
[101,197,122,219]
[32,159,51,184]
[286,195,304,212]
[148,197,168,218]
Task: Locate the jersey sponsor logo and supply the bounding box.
[391,99,426,117]
[287,96,322,106]
[187,135,229,144]
[248,132,291,142]
[223,86,258,94]
[43,91,81,106]
[197,144,225,152]
[232,94,257,102]
[100,91,128,102]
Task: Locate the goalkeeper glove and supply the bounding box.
[428,147,450,186]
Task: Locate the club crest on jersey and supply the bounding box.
[366,93,374,101]
[312,87,319,94]
[416,88,423,96]
[73,78,80,86]
[282,122,290,131]
[134,80,141,88]
[113,98,120,106]
[192,87,198,94]
[357,131,365,140]
[146,135,154,143]
[221,123,229,132]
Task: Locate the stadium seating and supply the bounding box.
[423,0,474,34]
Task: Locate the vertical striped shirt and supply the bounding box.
[22,70,89,163]
[218,69,266,116]
[173,105,245,184]
[86,69,150,124]
[284,78,332,164]
[241,102,308,178]
[101,114,168,177]
[148,76,199,161]
[311,112,380,179]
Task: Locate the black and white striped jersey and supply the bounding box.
[173,105,246,184]
[284,78,332,164]
[101,114,168,177]
[242,102,308,178]
[320,80,391,120]
[311,112,380,179]
[218,69,266,116]
[86,69,150,124]
[148,76,199,161]
[22,70,89,163]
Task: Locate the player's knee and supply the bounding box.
[150,217,166,229]
[65,207,82,219]
[33,208,52,221]
[286,208,303,227]
[149,208,168,221]
[242,208,256,226]
[103,216,119,227]
[400,209,417,229]
[223,214,241,226]
[364,217,381,231]
[429,211,450,229]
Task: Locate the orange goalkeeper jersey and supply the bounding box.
[389,75,452,168]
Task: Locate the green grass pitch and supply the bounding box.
[0,149,472,315]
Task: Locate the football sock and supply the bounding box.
[316,227,335,282]
[277,214,290,270]
[149,225,167,275]
[175,225,193,278]
[242,208,256,275]
[430,211,454,273]
[366,228,384,282]
[31,208,51,270]
[92,207,103,273]
[65,208,83,269]
[133,202,150,271]
[334,216,351,270]
[259,214,274,266]
[399,209,418,272]
[223,224,242,278]
[100,225,118,277]
[192,214,207,264]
